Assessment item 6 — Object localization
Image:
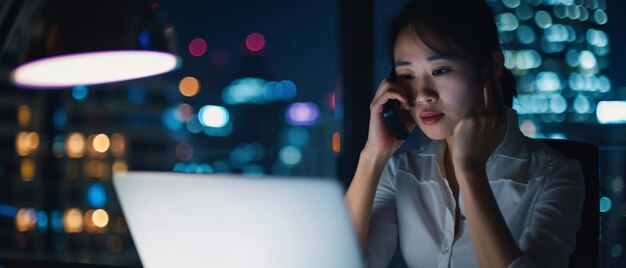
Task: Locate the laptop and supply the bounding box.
[112,171,363,268]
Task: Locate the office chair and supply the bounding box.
[539,139,599,268]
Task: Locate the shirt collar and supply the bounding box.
[491,107,529,161]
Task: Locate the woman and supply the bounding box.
[344,0,584,267]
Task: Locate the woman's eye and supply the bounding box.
[396,74,414,80]
[432,68,450,75]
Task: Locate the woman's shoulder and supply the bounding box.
[525,138,569,165]
[524,137,584,180]
[487,133,584,186]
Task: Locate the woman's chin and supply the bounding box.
[422,129,453,141]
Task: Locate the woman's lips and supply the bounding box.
[419,111,444,125]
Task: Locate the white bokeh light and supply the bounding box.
[12,51,179,89]
[199,105,229,128]
[597,101,626,124]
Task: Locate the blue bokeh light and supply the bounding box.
[612,244,623,258]
[263,81,280,101]
[230,144,252,167]
[579,50,597,69]
[198,164,213,173]
[230,143,266,165]
[586,29,608,48]
[223,78,298,104]
[594,9,608,25]
[222,77,267,104]
[549,94,567,113]
[565,49,579,67]
[497,13,519,32]
[185,163,199,173]
[52,135,65,156]
[286,127,310,147]
[173,162,186,172]
[242,164,264,177]
[139,31,150,49]
[540,37,565,53]
[203,121,233,137]
[534,10,552,29]
[51,210,63,233]
[247,143,266,162]
[53,108,67,130]
[162,108,183,131]
[87,183,107,208]
[37,210,48,233]
[516,25,536,44]
[279,145,302,166]
[547,133,567,140]
[72,85,88,101]
[598,75,611,93]
[600,196,612,213]
[0,204,17,218]
[502,0,521,9]
[278,80,297,100]
[536,72,562,92]
[186,114,203,134]
[515,3,533,20]
[574,95,591,114]
[514,50,542,70]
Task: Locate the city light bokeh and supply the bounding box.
[1,0,624,267]
[245,32,266,52]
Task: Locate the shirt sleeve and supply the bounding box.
[365,160,399,268]
[510,158,585,268]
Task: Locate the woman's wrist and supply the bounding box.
[452,156,487,173]
[360,147,393,164]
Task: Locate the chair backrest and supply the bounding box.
[539,139,599,268]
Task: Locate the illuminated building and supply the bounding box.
[486,1,626,266]
[486,0,611,136]
[0,77,178,265]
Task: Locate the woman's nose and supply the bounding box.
[415,87,438,104]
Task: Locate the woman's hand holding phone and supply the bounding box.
[363,78,416,158]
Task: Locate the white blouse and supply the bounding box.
[366,108,585,268]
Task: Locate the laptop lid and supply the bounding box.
[112,171,363,268]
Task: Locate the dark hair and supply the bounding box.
[387,0,517,108]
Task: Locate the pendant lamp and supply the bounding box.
[10,0,181,89]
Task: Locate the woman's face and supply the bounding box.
[393,26,486,140]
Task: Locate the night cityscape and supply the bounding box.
[0,0,625,267]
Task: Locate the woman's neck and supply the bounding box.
[445,136,456,165]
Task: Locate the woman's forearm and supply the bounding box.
[456,165,523,267]
[344,150,390,254]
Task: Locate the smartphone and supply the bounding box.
[382,68,411,140]
[382,100,411,140]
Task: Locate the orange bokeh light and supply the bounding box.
[179,77,200,97]
[332,132,341,153]
[63,208,83,233]
[66,133,85,158]
[93,134,110,153]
